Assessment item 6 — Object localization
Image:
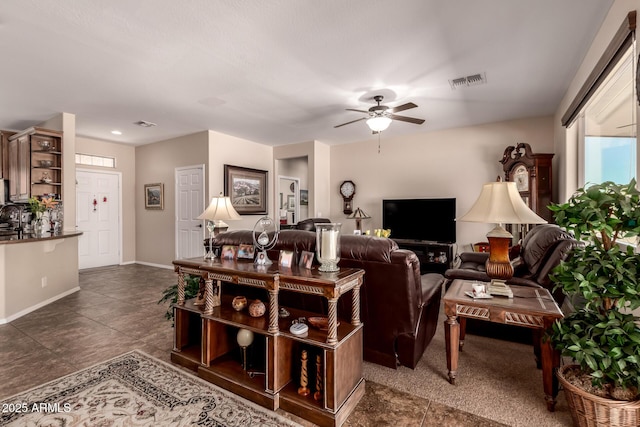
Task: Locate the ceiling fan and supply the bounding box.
[334,95,425,132]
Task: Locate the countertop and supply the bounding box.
[0,230,82,245]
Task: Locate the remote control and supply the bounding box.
[289,323,309,335]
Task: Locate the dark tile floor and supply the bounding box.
[0,264,504,427]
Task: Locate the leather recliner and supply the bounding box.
[295,217,331,232]
[444,224,582,305]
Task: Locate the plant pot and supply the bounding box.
[558,364,640,427]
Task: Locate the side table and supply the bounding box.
[443,279,563,411]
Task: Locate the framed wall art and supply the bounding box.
[224,164,268,215]
[144,183,164,210]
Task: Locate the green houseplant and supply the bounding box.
[548,179,640,424]
[158,274,200,323]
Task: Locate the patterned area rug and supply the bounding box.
[0,350,301,427]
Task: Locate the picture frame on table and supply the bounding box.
[298,250,314,269]
[144,183,164,210]
[224,164,268,215]
[278,250,294,268]
[221,245,237,260]
[237,244,255,260]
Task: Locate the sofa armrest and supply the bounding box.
[459,252,489,264]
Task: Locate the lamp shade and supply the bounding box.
[458,181,547,225]
[347,207,371,220]
[197,193,241,222]
[366,116,392,132]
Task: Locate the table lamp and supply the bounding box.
[197,193,241,260]
[347,207,371,232]
[458,180,546,297]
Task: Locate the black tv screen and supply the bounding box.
[382,198,456,243]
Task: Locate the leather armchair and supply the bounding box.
[445,224,582,304]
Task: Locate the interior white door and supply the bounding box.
[76,170,120,269]
[175,165,205,259]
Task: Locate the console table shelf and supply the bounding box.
[171,258,365,427]
[392,239,455,274]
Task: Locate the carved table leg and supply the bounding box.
[327,298,338,345]
[267,288,279,333]
[351,279,362,326]
[204,277,214,315]
[445,314,460,385]
[540,331,560,411]
[176,271,186,305]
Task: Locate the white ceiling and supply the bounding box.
[0,0,613,146]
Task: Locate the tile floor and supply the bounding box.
[0,264,504,427]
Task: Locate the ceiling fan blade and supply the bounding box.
[389,114,425,125]
[388,102,417,113]
[334,117,367,128]
[345,108,369,113]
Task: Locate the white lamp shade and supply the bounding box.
[458,181,547,225]
[197,194,241,221]
[366,116,392,132]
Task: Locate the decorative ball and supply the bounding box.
[232,296,247,311]
[248,299,266,317]
[236,328,254,347]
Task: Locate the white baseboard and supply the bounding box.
[120,260,136,266]
[135,261,174,270]
[0,286,81,325]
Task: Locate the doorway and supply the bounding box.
[175,165,205,259]
[76,169,121,269]
[278,176,299,225]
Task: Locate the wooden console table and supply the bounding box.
[443,279,563,411]
[171,258,365,427]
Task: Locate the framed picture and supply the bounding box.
[221,245,237,260]
[237,244,255,260]
[224,164,268,215]
[278,250,294,268]
[144,183,164,210]
[287,195,295,210]
[298,250,314,269]
[300,189,308,206]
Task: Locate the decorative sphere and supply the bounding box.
[248,299,266,317]
[236,328,254,347]
[232,296,247,311]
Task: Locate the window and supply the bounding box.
[75,153,116,168]
[578,42,637,187]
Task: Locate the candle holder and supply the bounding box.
[316,223,341,272]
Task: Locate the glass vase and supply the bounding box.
[316,223,341,272]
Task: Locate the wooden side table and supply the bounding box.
[443,279,563,411]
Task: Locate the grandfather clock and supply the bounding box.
[500,143,554,239]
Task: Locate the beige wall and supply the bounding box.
[136,132,209,266]
[329,116,554,248]
[76,136,136,263]
[554,1,639,201]
[208,130,274,231]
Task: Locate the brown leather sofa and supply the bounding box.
[211,229,444,369]
[444,224,582,304]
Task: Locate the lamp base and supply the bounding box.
[488,279,513,298]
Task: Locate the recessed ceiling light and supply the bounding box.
[111,130,122,135]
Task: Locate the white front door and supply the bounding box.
[175,165,205,259]
[76,170,120,269]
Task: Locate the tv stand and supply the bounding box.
[392,239,455,274]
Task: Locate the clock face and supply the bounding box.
[514,165,529,192]
[340,181,355,198]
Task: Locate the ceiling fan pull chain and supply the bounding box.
[378,132,381,154]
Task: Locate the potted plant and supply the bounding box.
[158,274,200,324]
[548,179,640,425]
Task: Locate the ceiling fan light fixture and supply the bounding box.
[366,116,392,132]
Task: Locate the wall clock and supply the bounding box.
[339,180,356,215]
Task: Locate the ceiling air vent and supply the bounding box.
[133,120,157,128]
[449,72,487,89]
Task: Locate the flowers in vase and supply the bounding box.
[27,196,59,224]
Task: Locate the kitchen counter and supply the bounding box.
[0,230,82,244]
[0,231,82,323]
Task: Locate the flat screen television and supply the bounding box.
[382,198,456,243]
